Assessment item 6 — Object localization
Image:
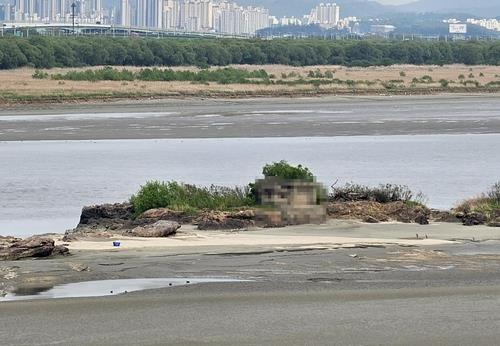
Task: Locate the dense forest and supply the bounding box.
[1,36,500,69]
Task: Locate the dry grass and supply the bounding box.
[1,64,500,103]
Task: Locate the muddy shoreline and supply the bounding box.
[2,94,500,141]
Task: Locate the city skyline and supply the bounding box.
[0,1,348,35]
[0,0,283,35]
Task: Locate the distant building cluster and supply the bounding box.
[0,0,269,35]
[2,0,104,24]
[268,3,355,31]
[120,0,270,35]
[0,1,355,35]
[305,2,340,28]
[467,18,500,31]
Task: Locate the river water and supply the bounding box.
[1,134,499,237]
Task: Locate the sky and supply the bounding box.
[376,0,415,4]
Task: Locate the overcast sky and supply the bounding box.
[377,0,415,4]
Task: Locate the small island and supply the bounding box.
[2,161,498,263]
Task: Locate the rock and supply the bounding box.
[461,212,487,226]
[430,210,460,223]
[414,214,429,225]
[65,203,137,240]
[0,236,69,261]
[198,217,254,230]
[0,236,21,248]
[52,245,70,256]
[197,210,255,230]
[487,217,500,227]
[362,216,380,223]
[68,262,89,272]
[130,220,181,237]
[138,208,196,224]
[79,203,134,225]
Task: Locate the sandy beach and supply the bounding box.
[61,221,459,251]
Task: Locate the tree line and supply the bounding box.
[1,36,500,69]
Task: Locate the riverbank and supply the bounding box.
[2,64,500,105]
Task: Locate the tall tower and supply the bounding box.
[120,0,129,25]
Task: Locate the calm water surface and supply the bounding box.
[1,134,499,237]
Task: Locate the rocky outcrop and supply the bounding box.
[327,201,430,225]
[197,210,255,230]
[488,217,500,227]
[458,212,488,226]
[0,236,69,261]
[0,236,20,248]
[137,208,197,224]
[429,210,461,223]
[79,202,134,229]
[65,204,198,241]
[129,220,181,237]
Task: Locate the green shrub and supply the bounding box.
[324,70,334,78]
[130,180,254,216]
[50,66,270,84]
[330,183,424,204]
[262,160,314,181]
[421,75,433,83]
[439,79,450,88]
[32,69,48,79]
[399,71,406,77]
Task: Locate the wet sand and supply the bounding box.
[2,221,500,344]
[1,94,500,140]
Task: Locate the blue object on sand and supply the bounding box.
[113,241,121,247]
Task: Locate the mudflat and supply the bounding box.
[2,221,500,345]
[1,94,500,140]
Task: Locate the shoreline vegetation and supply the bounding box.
[2,64,500,104]
[61,162,499,246]
[1,36,500,104]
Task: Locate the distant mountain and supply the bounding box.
[241,0,499,18]
[398,0,500,17]
[240,0,393,18]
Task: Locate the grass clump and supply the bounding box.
[32,70,49,79]
[130,181,254,216]
[455,182,500,221]
[439,79,450,88]
[330,183,425,205]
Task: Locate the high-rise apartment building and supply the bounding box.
[120,0,129,25]
[4,0,271,35]
[307,2,340,28]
